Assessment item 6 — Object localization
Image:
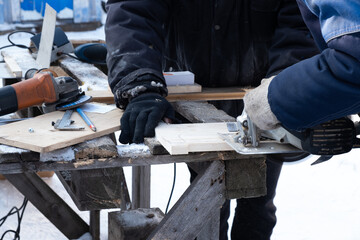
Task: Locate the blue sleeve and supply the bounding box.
[268,1,360,131]
[269,41,360,131]
[302,0,360,42]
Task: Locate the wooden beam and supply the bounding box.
[90,210,100,240]
[3,172,89,239]
[1,50,41,77]
[0,150,246,174]
[167,87,248,101]
[87,87,250,104]
[147,160,225,240]
[56,167,131,211]
[172,101,235,123]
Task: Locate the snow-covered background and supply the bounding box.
[1,15,360,240]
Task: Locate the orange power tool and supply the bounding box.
[0,69,89,116]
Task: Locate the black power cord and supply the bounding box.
[0,30,36,53]
[0,197,28,240]
[165,163,176,214]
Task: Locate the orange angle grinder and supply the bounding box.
[0,68,91,116]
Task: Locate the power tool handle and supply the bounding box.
[285,117,355,155]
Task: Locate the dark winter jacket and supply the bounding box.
[269,0,360,130]
[105,0,318,116]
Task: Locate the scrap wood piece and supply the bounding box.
[3,54,22,78]
[58,55,109,91]
[1,50,41,77]
[0,63,15,80]
[155,122,234,155]
[0,108,123,153]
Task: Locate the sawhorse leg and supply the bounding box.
[4,172,89,239]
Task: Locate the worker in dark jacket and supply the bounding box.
[105,0,318,239]
[245,0,360,132]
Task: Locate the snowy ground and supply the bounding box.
[1,22,360,240]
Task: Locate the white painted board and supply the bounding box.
[155,122,234,155]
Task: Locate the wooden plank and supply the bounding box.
[197,209,221,240]
[58,56,109,91]
[3,55,22,78]
[3,172,89,239]
[167,87,248,101]
[167,83,201,93]
[0,144,39,163]
[155,122,233,155]
[172,101,235,123]
[87,87,249,104]
[56,167,131,211]
[0,63,15,80]
[0,150,247,174]
[36,3,57,68]
[1,50,41,77]
[147,160,225,240]
[0,108,123,152]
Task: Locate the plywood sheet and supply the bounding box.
[0,109,123,153]
[155,122,234,155]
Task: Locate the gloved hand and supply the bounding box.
[119,92,175,144]
[243,76,280,130]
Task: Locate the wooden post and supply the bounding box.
[147,160,225,240]
[109,208,164,240]
[90,210,100,240]
[132,166,151,209]
[225,157,267,199]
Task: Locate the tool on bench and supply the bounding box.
[74,43,107,66]
[220,110,360,164]
[0,68,91,117]
[52,109,85,131]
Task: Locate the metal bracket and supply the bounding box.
[218,132,302,155]
[52,109,84,131]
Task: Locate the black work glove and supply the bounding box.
[119,93,175,144]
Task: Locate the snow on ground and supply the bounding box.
[2,22,360,240]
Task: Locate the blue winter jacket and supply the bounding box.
[269,0,360,130]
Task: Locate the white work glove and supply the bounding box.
[244,76,280,130]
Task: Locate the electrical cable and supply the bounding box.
[0,197,28,240]
[0,30,36,53]
[165,163,176,214]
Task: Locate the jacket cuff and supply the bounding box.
[111,68,168,109]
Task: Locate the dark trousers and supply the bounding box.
[189,156,283,240]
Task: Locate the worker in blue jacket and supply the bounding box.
[245,0,360,133]
[105,0,318,239]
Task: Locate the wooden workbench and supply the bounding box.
[0,49,266,240]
